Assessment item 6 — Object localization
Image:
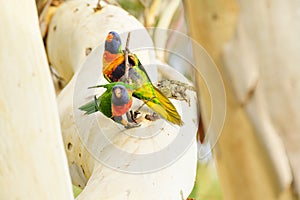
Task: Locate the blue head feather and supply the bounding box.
[112,85,130,106]
[105,31,122,54]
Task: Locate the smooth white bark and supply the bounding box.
[58,63,197,200]
[0,1,73,199]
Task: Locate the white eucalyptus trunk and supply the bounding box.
[0,1,73,199]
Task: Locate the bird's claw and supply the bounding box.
[124,122,141,129]
[145,112,160,121]
[127,110,142,123]
[133,110,141,119]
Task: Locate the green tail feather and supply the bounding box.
[79,100,98,115]
[151,87,183,126]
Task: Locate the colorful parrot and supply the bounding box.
[102,31,183,126]
[79,82,140,128]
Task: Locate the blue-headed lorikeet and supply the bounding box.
[79,82,140,128]
[102,31,183,126]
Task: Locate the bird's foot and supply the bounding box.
[127,110,143,123]
[124,122,141,129]
[119,117,141,129]
[145,112,160,121]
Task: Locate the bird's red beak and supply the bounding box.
[106,33,113,42]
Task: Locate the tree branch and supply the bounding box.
[124,32,131,83]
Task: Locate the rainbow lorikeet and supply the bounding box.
[79,82,140,128]
[102,31,183,126]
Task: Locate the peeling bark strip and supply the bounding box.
[0,1,73,199]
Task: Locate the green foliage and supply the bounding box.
[117,0,144,19]
[189,161,223,200]
[72,184,83,198]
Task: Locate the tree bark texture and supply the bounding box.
[185,0,299,199]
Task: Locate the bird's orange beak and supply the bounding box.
[114,87,122,98]
[106,33,113,42]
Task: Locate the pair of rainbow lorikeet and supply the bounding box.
[79,31,183,128]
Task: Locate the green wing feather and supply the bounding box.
[129,54,150,77]
[132,77,183,126]
[79,86,112,117]
[129,59,183,125]
[78,100,99,115]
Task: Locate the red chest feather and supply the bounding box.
[103,51,120,63]
[112,99,132,116]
